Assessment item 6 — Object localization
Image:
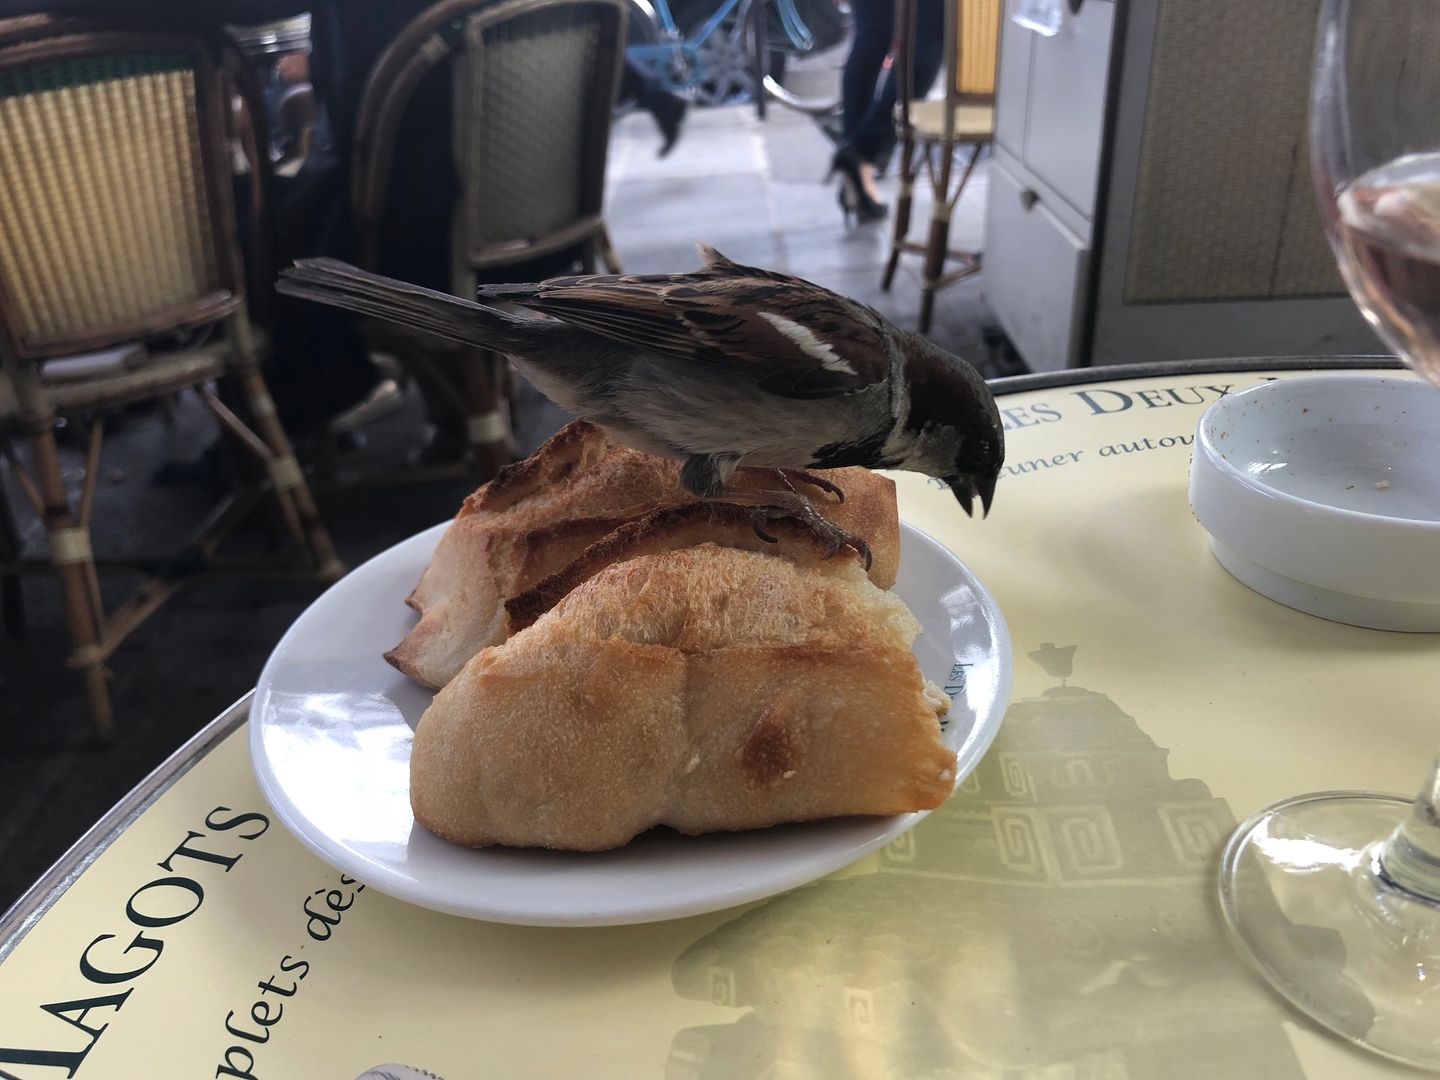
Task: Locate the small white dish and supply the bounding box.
[1189,374,1440,631]
[250,521,1012,926]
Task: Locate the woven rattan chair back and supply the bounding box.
[341,0,626,487]
[0,29,244,361]
[353,0,627,274]
[455,0,626,269]
[953,0,999,100]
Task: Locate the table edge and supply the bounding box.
[989,354,1401,393]
[0,355,1408,957]
[0,692,253,961]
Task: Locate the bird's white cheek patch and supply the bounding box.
[759,312,858,376]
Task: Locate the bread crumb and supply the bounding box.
[781,770,796,780]
[922,680,951,716]
[685,753,701,774]
[1374,479,1390,490]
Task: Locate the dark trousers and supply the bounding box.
[841,0,945,164]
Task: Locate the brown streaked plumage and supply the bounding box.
[277,245,1004,529]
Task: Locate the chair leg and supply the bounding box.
[596,225,623,274]
[236,368,345,581]
[30,423,111,737]
[919,204,953,335]
[0,469,24,637]
[465,348,512,480]
[882,136,919,292]
[918,141,983,332]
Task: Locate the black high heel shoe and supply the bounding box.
[828,145,888,226]
[836,181,888,226]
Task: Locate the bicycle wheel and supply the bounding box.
[677,0,758,106]
[622,0,679,106]
[750,0,851,115]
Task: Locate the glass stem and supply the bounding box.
[1376,755,1440,903]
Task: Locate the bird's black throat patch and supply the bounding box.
[808,428,893,470]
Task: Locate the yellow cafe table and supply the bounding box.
[0,357,1432,1080]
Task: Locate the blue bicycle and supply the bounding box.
[624,0,851,112]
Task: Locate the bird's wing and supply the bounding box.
[480,249,892,399]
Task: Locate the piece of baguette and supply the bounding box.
[386,420,900,689]
[410,545,954,851]
[505,502,853,634]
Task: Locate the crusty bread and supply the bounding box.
[410,545,954,851]
[505,502,852,634]
[386,420,900,689]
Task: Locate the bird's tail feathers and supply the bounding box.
[277,258,528,351]
[474,282,542,303]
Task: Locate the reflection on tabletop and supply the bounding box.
[664,645,1338,1080]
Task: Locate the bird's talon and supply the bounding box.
[791,470,845,504]
[757,468,846,504]
[750,513,780,544]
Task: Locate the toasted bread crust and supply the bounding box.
[410,546,954,850]
[386,420,900,688]
[504,502,854,634]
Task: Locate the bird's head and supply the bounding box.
[895,334,1005,518]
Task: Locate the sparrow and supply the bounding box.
[277,246,1004,560]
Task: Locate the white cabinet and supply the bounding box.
[984,0,1111,370]
[984,159,1087,373]
[1021,0,1110,216]
[982,0,1381,371]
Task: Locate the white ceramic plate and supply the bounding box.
[250,521,1012,926]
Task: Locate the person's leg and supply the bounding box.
[853,0,944,165]
[910,0,947,101]
[624,58,688,156]
[840,0,894,141]
[619,58,646,105]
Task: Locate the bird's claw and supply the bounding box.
[786,469,845,504]
[752,467,846,503]
[775,501,872,571]
[749,511,781,544]
[836,533,873,572]
[804,506,871,570]
[736,493,871,569]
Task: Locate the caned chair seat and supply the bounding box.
[908,100,994,142]
[883,0,1001,333]
[0,343,231,428]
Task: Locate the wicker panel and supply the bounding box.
[0,55,220,347]
[955,0,1001,97]
[456,6,603,255]
[1124,0,1342,304]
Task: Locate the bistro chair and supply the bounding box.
[341,0,628,485]
[0,16,343,736]
[882,0,1000,333]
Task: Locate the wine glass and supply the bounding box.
[1215,0,1440,1070]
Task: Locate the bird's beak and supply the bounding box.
[976,471,997,518]
[948,474,997,519]
[949,476,975,518]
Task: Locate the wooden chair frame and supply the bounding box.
[881,0,996,333]
[0,17,343,736]
[329,0,626,488]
